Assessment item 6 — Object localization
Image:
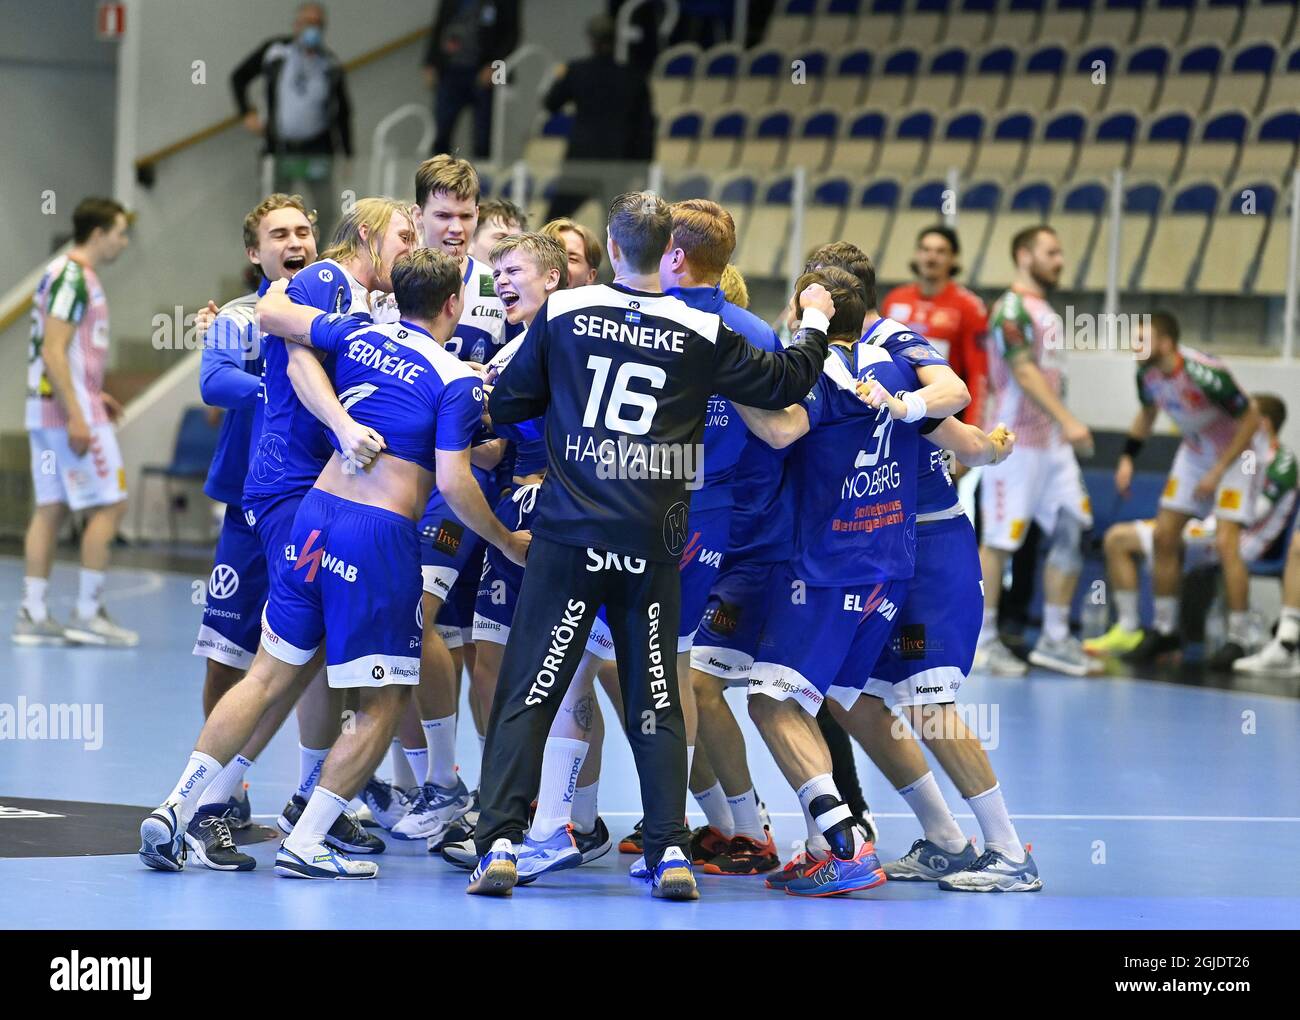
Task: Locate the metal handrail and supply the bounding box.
[490,43,558,168]
[370,104,436,198]
[616,0,681,65]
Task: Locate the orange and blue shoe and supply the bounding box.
[784,839,887,897]
[764,844,824,890]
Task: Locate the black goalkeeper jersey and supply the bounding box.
[488,282,829,562]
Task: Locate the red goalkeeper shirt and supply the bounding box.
[881,281,988,424]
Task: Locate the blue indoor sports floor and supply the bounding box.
[1,558,1297,930]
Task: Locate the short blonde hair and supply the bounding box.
[719,264,749,308]
[541,217,603,273]
[669,199,736,283]
[320,197,412,273]
[242,193,314,251]
[415,154,480,208]
[490,232,568,289]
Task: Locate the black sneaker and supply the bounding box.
[1122,629,1181,665]
[573,816,612,864]
[689,824,730,864]
[700,832,781,875]
[618,818,644,854]
[1208,640,1247,671]
[277,794,386,854]
[185,808,256,871]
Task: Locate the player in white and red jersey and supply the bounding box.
[881,224,988,426]
[975,225,1097,678]
[16,197,136,648]
[1101,313,1264,668]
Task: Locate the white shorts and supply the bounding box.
[421,564,458,599]
[979,442,1093,551]
[1159,441,1255,524]
[471,611,617,662]
[1133,516,1219,572]
[29,424,127,512]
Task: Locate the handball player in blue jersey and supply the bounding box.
[735,266,929,897]
[180,194,317,872]
[139,249,527,879]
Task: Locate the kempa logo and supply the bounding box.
[0,698,103,750]
[50,951,151,999]
[525,599,586,706]
[207,564,239,600]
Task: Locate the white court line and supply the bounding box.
[256,812,1300,823]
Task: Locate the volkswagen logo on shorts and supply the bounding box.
[371,665,385,681]
[416,599,424,630]
[663,501,690,556]
[208,564,240,600]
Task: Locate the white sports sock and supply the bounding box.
[1153,595,1179,636]
[1115,589,1140,632]
[422,716,457,787]
[572,781,599,833]
[897,771,966,853]
[530,737,587,840]
[166,751,222,826]
[692,781,734,836]
[1227,611,1251,645]
[76,568,105,620]
[799,798,831,855]
[1043,603,1069,643]
[404,747,429,788]
[686,744,695,781]
[22,576,49,622]
[1278,607,1300,647]
[978,607,999,646]
[296,744,329,801]
[196,754,253,810]
[966,782,1024,862]
[727,788,766,842]
[390,739,417,788]
[284,786,348,854]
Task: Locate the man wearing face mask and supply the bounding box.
[231,3,353,239]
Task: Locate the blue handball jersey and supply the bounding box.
[666,286,781,512]
[787,344,922,587]
[859,317,962,517]
[244,259,368,503]
[308,313,482,469]
[488,283,830,563]
[446,255,508,363]
[201,283,266,506]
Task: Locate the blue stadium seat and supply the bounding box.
[924,109,985,177]
[1040,0,1092,47]
[878,108,935,178]
[877,179,952,282]
[1022,43,1071,112]
[790,108,840,172]
[804,175,853,251]
[1240,1,1299,47]
[651,43,701,112]
[1058,178,1110,289]
[1182,109,1248,183]
[956,180,1001,275]
[995,0,1047,47]
[767,0,818,46]
[1161,42,1224,113]
[666,173,713,202]
[943,0,997,46]
[826,108,888,176]
[1214,41,1276,113]
[908,0,952,47]
[1074,109,1140,179]
[691,44,744,110]
[745,109,795,172]
[659,110,704,167]
[1079,178,1162,290]
[1091,0,1142,44]
[1021,109,1087,182]
[957,45,1016,109]
[970,109,1036,179]
[866,46,921,108]
[774,48,831,108]
[822,47,873,109]
[1108,43,1171,112]
[841,178,902,265]
[1195,180,1275,294]
[694,110,747,172]
[1186,0,1245,47]
[735,174,798,278]
[1141,0,1194,48]
[914,46,970,109]
[136,407,223,544]
[972,177,1058,289]
[1140,180,1219,291]
[1129,110,1193,183]
[742,46,785,107]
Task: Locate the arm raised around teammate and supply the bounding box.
[709,284,833,409]
[436,446,530,567]
[199,314,261,411]
[925,416,1017,467]
[486,305,550,425]
[732,402,810,451]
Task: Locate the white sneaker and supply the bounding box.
[1233,638,1300,678]
[275,839,379,879]
[64,608,139,647]
[973,638,1027,676]
[389,776,471,841]
[13,608,69,646]
[1029,634,1099,677]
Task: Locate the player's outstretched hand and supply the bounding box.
[336,417,385,470]
[503,529,532,567]
[989,423,1016,464]
[799,282,834,323]
[856,378,909,419]
[194,299,219,336]
[1063,416,1094,458]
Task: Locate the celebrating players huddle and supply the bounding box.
[139,153,1047,902]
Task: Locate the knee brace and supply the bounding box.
[1046,513,1084,574]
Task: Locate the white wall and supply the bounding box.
[0,0,116,294]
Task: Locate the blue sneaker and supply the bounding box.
[883,837,979,881]
[516,825,582,884]
[360,777,410,830]
[222,788,252,830]
[275,839,378,880]
[784,839,886,897]
[938,848,1043,892]
[466,838,517,896]
[650,846,699,900]
[139,802,185,872]
[391,776,472,841]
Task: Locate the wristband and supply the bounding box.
[898,390,927,423]
[799,308,830,335]
[1122,436,1144,459]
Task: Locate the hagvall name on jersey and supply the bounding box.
[568,434,704,489]
[572,313,688,353]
